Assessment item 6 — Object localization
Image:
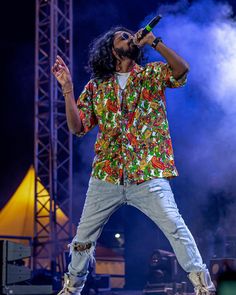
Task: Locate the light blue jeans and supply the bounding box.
[68,173,206,283]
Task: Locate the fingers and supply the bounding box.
[51,55,72,88]
[133,29,144,46]
[56,55,67,67]
[51,56,67,74]
[136,29,144,40]
[51,65,63,78]
[51,63,62,75]
[52,55,65,69]
[133,29,155,47]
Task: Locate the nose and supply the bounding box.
[128,35,135,43]
[129,36,135,44]
[128,36,136,47]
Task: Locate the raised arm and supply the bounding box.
[51,55,83,134]
[153,41,189,80]
[134,30,189,80]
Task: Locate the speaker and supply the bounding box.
[0,240,31,286]
[0,240,53,294]
[147,249,179,284]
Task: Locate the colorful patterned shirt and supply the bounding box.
[76,62,186,185]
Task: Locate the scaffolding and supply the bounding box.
[34,0,73,273]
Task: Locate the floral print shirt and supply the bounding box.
[76,62,186,185]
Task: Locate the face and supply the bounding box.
[113,31,140,60]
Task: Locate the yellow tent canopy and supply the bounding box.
[0,166,69,241]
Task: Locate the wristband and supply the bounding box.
[151,37,163,49]
[62,88,73,96]
[62,83,73,96]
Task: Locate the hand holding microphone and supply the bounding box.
[133,15,162,48]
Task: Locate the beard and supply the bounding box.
[114,42,140,61]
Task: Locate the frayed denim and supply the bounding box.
[67,174,206,282]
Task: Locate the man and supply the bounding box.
[52,26,215,295]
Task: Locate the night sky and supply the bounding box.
[1,1,35,207]
[1,1,236,278]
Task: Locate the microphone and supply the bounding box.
[138,15,162,40]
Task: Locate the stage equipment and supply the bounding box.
[143,282,187,295]
[143,249,187,295]
[0,240,52,294]
[210,258,236,288]
[34,0,73,286]
[147,249,178,283]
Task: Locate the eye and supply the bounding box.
[121,33,130,40]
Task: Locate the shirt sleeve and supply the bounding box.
[75,81,98,137]
[149,61,187,89]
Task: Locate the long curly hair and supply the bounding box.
[86,27,145,80]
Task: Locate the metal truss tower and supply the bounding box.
[34,0,73,273]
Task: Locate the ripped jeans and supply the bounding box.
[68,175,206,282]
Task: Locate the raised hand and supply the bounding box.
[133,29,155,48]
[51,55,72,87]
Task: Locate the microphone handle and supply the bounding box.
[139,15,162,40]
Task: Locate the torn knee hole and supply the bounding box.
[73,242,92,252]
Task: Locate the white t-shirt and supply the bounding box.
[115,71,131,89]
[115,72,131,103]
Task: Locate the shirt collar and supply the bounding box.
[114,63,144,76]
[99,63,145,86]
